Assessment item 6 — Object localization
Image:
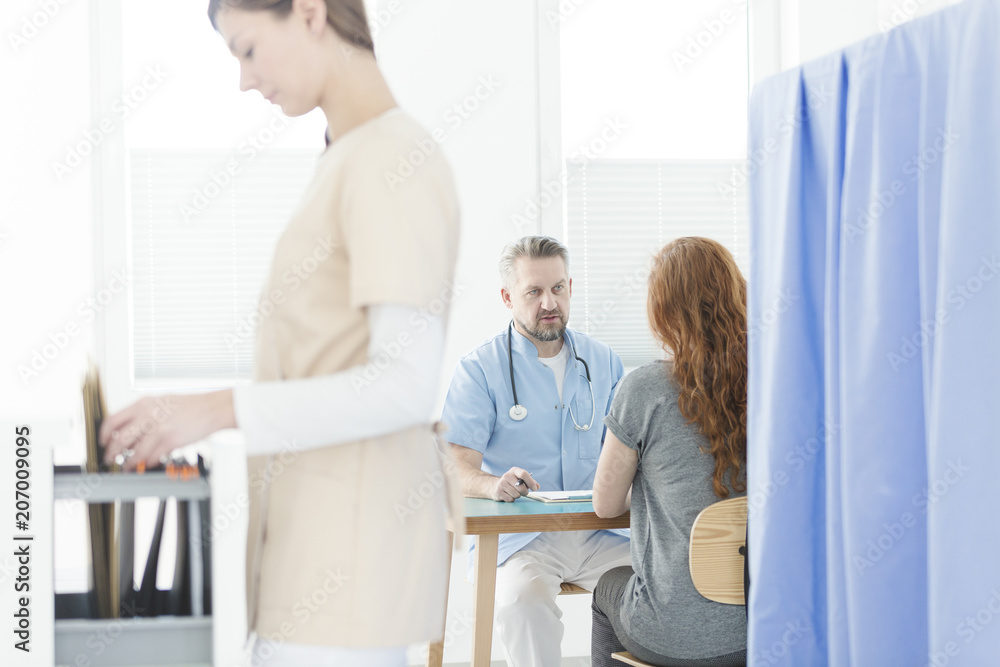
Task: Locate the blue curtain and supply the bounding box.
[747,1,1000,664]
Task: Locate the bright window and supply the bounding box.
[118,0,327,387]
[557,0,749,366]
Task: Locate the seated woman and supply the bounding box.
[591,236,748,667]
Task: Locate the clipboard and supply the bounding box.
[526,490,594,503]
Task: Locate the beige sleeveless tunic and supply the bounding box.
[244,108,462,648]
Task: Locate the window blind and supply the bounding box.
[565,159,749,368]
[129,149,318,384]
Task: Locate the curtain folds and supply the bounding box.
[747,1,1000,664]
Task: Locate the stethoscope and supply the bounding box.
[507,321,595,431]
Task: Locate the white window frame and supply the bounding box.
[751,0,794,85]
[536,0,565,240]
[90,0,139,412]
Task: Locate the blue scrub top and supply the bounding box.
[441,323,628,567]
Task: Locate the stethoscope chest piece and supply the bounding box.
[505,321,594,430]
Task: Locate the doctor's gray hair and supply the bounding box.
[499,236,570,290]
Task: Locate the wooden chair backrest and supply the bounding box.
[688,495,747,605]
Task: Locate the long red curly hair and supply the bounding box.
[647,237,747,498]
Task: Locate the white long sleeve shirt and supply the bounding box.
[232,304,444,456]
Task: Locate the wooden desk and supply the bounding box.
[427,497,630,667]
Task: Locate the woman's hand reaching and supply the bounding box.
[99,390,236,471]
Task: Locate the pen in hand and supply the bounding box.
[497,468,537,502]
[514,472,534,492]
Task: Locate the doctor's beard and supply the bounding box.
[518,311,566,342]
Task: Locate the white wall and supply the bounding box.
[0,1,94,426]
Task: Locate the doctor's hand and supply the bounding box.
[491,467,540,502]
[99,390,236,471]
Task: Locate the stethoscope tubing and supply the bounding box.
[506,321,595,431]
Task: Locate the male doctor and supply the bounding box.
[441,236,630,666]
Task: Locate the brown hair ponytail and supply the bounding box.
[207,0,374,54]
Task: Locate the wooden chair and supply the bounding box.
[688,495,748,605]
[612,496,748,666]
[611,652,657,667]
[559,582,590,595]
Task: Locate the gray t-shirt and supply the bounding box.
[604,360,746,659]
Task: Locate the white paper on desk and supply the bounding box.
[526,489,593,503]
